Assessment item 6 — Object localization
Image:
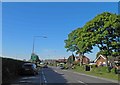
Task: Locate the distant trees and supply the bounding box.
[64,12,120,66]
[67,54,75,67]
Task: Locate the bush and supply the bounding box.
[91,65,97,72]
[91,66,108,74]
[100,67,108,73]
[73,61,80,66]
[111,68,115,74]
[64,64,69,69]
[74,65,84,72]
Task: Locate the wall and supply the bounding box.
[96,57,106,66]
[2,57,27,84]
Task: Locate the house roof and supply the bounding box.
[75,56,90,60]
[56,59,67,62]
[83,56,90,60]
[94,54,106,62]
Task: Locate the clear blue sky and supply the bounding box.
[2,2,118,60]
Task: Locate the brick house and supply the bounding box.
[56,58,67,64]
[75,56,90,65]
[75,56,80,62]
[94,54,107,66]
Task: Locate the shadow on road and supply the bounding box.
[2,70,41,85]
[2,66,118,85]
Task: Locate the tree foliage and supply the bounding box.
[65,12,120,60]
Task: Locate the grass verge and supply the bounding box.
[73,65,119,81]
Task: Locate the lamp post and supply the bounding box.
[32,36,47,54]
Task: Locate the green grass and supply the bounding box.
[73,65,119,80]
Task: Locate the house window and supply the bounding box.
[103,62,106,64]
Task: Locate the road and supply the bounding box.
[9,66,119,85]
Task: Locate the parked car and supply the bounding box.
[59,63,65,69]
[21,63,38,75]
[59,65,64,69]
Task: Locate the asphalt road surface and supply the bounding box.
[9,66,119,85]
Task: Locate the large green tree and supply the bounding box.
[64,28,80,53]
[65,12,120,66]
[83,12,120,65]
[64,28,93,65]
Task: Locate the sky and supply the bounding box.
[2,0,120,2]
[2,2,119,61]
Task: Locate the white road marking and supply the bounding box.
[19,80,32,83]
[21,76,36,80]
[78,80,87,85]
[73,71,118,83]
[63,70,67,71]
[59,72,64,75]
[21,77,28,79]
[54,70,57,72]
[54,69,64,75]
[78,80,84,83]
[42,71,47,83]
[19,81,26,83]
[28,76,36,78]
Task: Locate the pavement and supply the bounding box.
[7,66,120,85]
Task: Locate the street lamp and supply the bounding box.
[32,36,47,54]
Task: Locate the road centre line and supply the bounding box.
[19,80,32,83]
[42,70,47,83]
[21,77,28,80]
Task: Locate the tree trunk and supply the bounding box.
[79,53,83,66]
[79,53,82,66]
[105,55,109,67]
